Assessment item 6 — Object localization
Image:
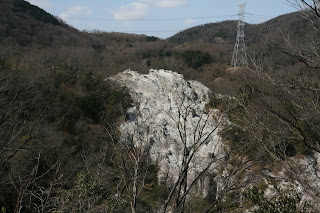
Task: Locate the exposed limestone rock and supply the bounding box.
[109,69,320,210]
[109,69,226,196]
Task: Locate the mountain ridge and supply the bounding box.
[168,11,312,44]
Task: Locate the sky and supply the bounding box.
[25,0,298,38]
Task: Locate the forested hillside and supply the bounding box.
[1,0,320,212]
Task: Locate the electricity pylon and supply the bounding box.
[231,3,248,68]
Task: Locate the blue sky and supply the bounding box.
[26,0,297,38]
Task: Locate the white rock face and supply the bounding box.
[110,69,226,196]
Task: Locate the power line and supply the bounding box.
[114,29,183,33]
[65,14,239,22]
[74,12,273,36]
[85,17,271,34]
[66,13,273,22]
[245,13,274,18]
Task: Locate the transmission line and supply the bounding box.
[66,14,238,22]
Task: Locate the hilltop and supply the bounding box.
[168,11,313,45]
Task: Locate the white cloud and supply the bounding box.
[60,6,92,23]
[150,0,188,8]
[184,18,197,25]
[113,2,150,21]
[26,0,53,10]
[112,0,189,22]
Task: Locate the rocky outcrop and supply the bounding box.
[109,69,320,211]
[109,69,226,196]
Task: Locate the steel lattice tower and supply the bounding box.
[231,3,248,68]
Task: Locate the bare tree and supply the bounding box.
[0,68,46,169]
[283,0,320,68]
[100,104,153,213]
[160,96,222,213]
[289,0,320,25]
[0,62,65,213]
[11,153,63,213]
[236,49,320,210]
[157,92,256,213]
